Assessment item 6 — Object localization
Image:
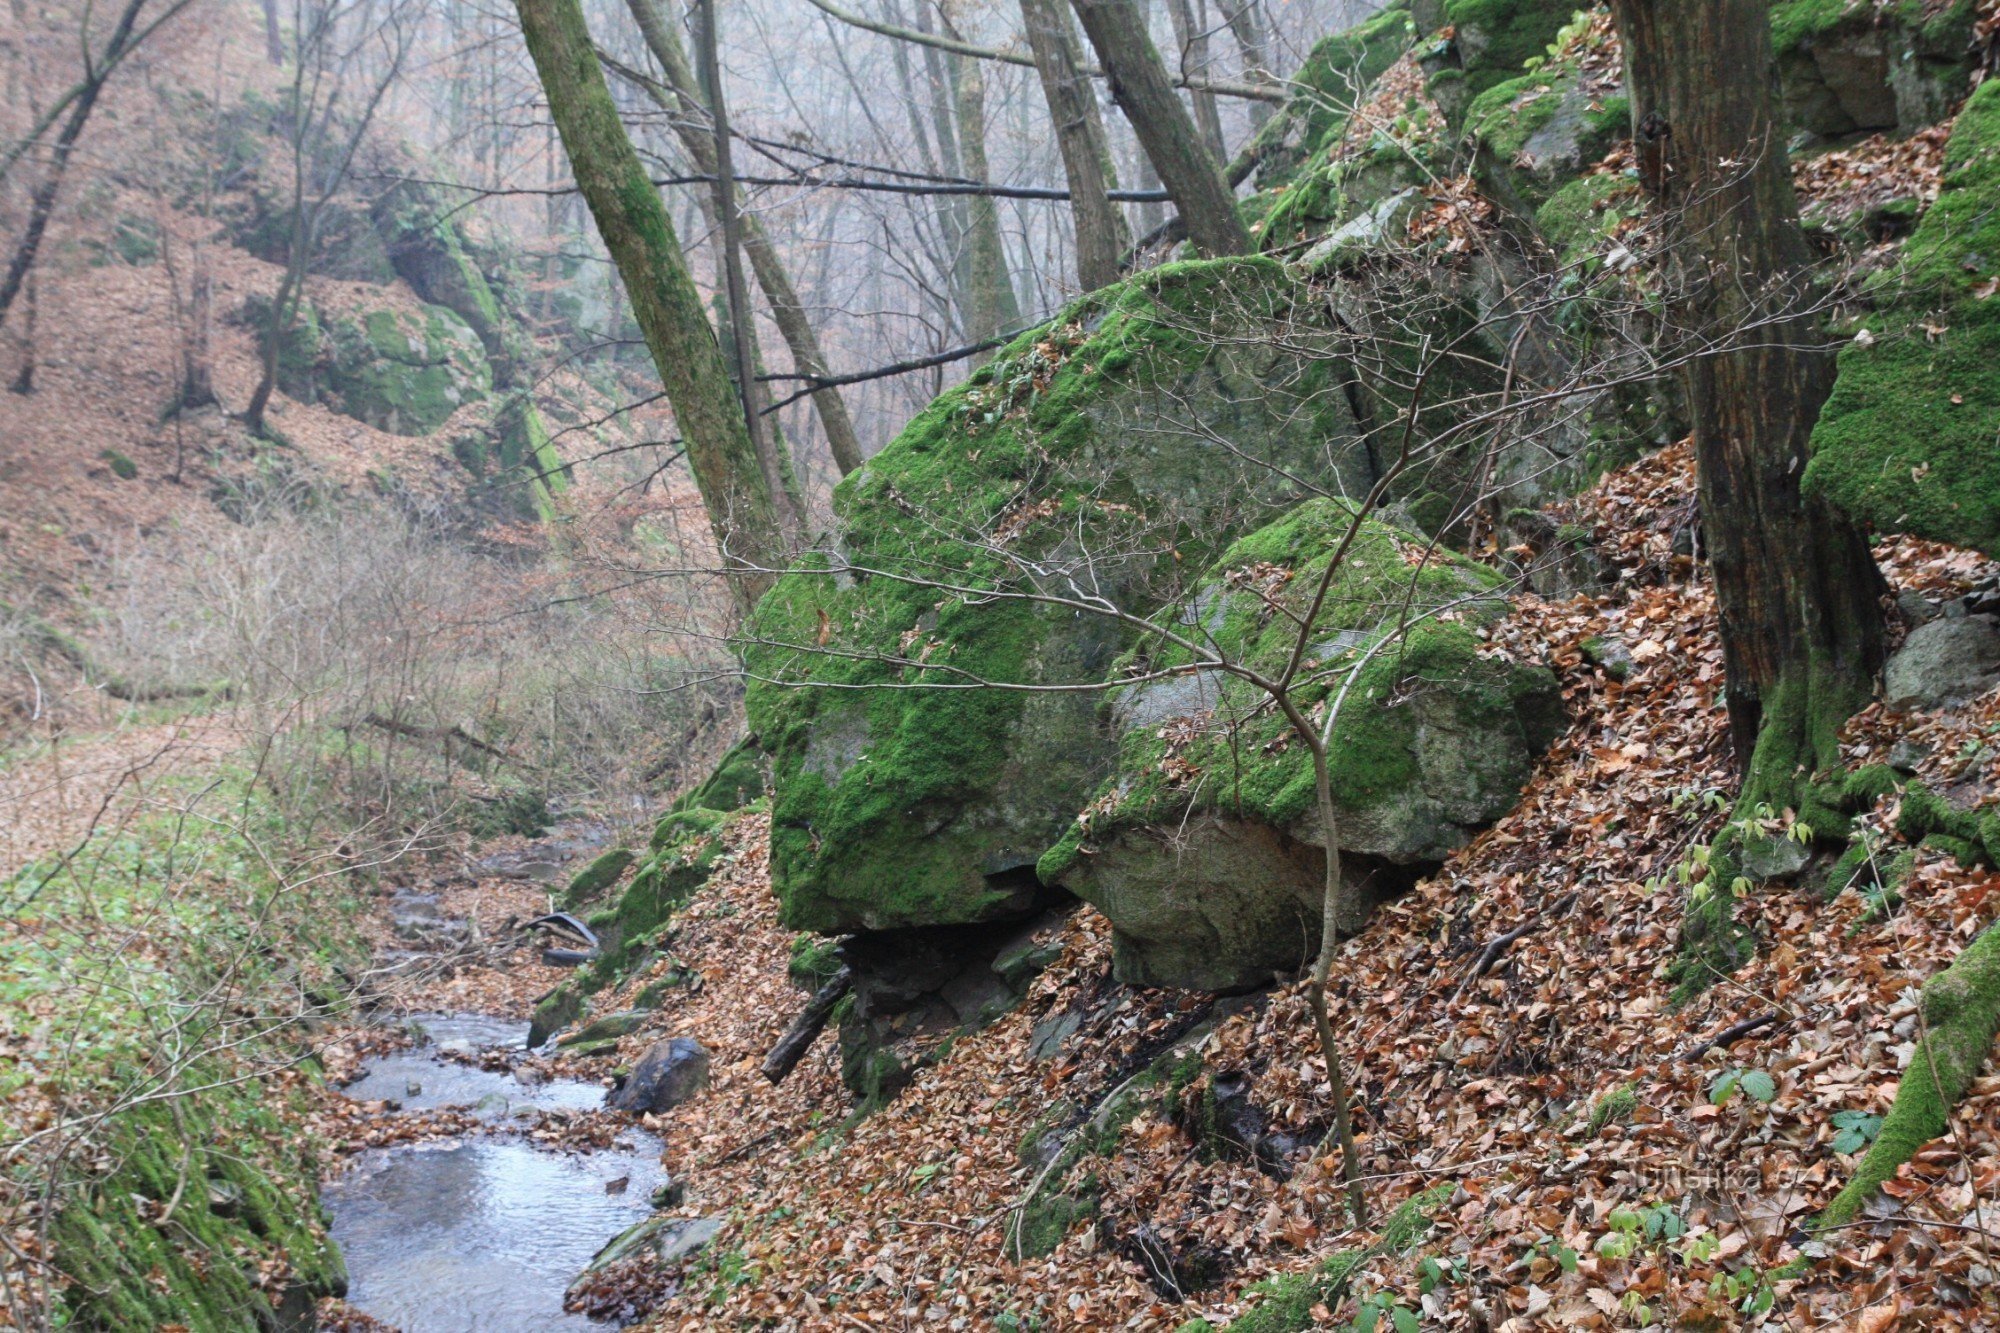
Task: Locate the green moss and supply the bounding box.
[48,1080,345,1330]
[1818,923,2000,1226]
[745,258,1362,933]
[1249,2,1416,191]
[669,740,768,814]
[1216,1185,1450,1331]
[1041,496,1552,883]
[561,846,635,909]
[1586,1083,1638,1135]
[1806,78,2000,555]
[576,813,728,992]
[787,932,844,990]
[1440,0,1580,105]
[99,449,138,480]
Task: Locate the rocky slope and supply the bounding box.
[509,1,2000,1328]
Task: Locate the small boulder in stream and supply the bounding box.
[606,1037,711,1114]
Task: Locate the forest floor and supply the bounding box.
[372,445,2000,1333]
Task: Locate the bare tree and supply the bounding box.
[516,0,793,608]
[1019,0,1130,290]
[243,0,418,436]
[1070,0,1248,255]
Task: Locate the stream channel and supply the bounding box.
[322,823,667,1330]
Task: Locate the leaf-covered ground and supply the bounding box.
[521,444,2000,1331]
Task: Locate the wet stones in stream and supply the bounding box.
[327,1013,675,1332]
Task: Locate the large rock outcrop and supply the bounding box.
[744,258,1374,935]
[1806,78,2000,556]
[1039,499,1564,990]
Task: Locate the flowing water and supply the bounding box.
[324,1014,668,1331]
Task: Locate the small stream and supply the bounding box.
[324,1015,668,1331]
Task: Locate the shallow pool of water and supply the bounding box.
[325,1015,665,1330]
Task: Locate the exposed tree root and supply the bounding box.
[1817,924,2000,1228]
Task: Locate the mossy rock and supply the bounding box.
[1806,78,2000,555]
[322,304,491,436]
[1247,1,1416,192]
[575,815,728,992]
[669,739,768,815]
[1463,15,1629,219]
[743,258,1374,935]
[1041,498,1564,990]
[561,847,635,910]
[371,177,534,387]
[1432,0,1579,114]
[259,295,491,436]
[1771,0,1974,140]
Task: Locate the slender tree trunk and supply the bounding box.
[1163,0,1225,162]
[1219,0,1274,130]
[515,0,787,608]
[0,0,148,332]
[1070,0,1247,255]
[623,0,866,475]
[1019,0,1130,290]
[1607,0,1885,802]
[9,271,34,394]
[694,0,799,534]
[261,0,285,62]
[945,38,1023,361]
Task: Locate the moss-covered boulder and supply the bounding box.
[1771,0,1975,140]
[743,259,1374,935]
[1463,11,1628,219]
[1040,498,1563,990]
[372,178,533,387]
[258,294,490,435]
[327,304,491,435]
[1806,79,2000,556]
[1421,0,1578,124]
[668,738,767,815]
[1245,2,1416,191]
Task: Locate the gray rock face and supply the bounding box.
[605,1037,711,1114]
[1883,616,2000,712]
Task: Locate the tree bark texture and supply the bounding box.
[623,0,866,476]
[947,43,1024,357]
[1608,0,1884,801]
[516,0,786,608]
[1020,0,1130,290]
[1163,0,1225,162]
[1070,0,1248,256]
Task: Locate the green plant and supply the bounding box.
[1829,1109,1885,1155]
[1709,1067,1778,1106]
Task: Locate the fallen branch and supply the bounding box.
[761,967,853,1084]
[358,713,522,765]
[1449,893,1582,1005]
[1679,1009,1782,1062]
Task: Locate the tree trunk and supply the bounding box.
[1163,0,1225,163]
[1070,0,1247,256]
[0,0,148,333]
[1607,0,1884,806]
[1219,0,1274,130]
[694,0,800,534]
[515,0,787,609]
[261,0,284,62]
[946,40,1024,360]
[1019,0,1130,290]
[623,0,866,476]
